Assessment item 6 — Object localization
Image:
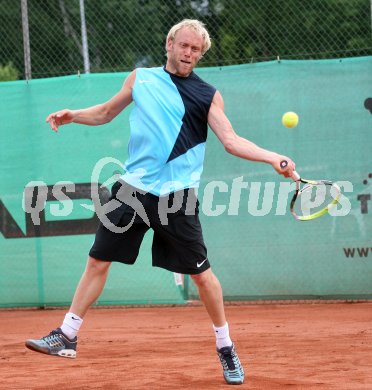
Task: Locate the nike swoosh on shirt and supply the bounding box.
[138,80,152,84]
[197,259,208,268]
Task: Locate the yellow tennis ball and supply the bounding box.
[282,112,299,128]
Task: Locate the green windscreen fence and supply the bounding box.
[1,57,371,307]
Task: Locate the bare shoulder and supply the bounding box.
[211,90,224,110]
[122,69,137,90]
[208,89,231,132]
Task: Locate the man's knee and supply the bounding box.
[191,268,215,288]
[86,256,111,275]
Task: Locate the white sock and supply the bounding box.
[60,312,83,340]
[213,322,233,350]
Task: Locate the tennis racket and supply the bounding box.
[280,160,341,221]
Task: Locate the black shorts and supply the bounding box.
[89,180,210,274]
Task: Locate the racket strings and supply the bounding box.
[294,182,339,218]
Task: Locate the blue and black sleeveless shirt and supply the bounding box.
[120,67,216,196]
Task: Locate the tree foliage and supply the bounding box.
[0,0,371,79]
[0,62,19,81]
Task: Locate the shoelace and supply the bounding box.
[220,350,237,370]
[43,332,65,348]
[219,349,244,375]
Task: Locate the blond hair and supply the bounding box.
[166,19,211,55]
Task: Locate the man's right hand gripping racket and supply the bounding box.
[280,160,341,221]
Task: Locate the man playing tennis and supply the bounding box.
[25,19,295,385]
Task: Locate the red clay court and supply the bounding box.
[2,302,372,389]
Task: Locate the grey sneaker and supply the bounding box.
[217,343,244,385]
[25,328,77,358]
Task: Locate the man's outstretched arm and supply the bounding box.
[46,70,136,132]
[208,91,296,177]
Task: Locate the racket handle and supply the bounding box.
[280,160,300,181]
[291,171,300,181]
